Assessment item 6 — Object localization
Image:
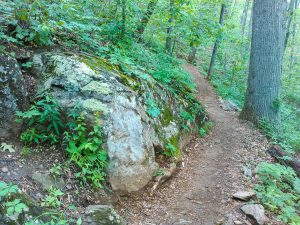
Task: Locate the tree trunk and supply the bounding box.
[240,0,286,125]
[289,13,298,67]
[284,0,297,51]
[135,0,159,41]
[166,0,175,54]
[121,0,126,38]
[241,0,251,39]
[207,4,226,80]
[188,46,197,63]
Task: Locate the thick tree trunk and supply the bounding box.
[207,4,226,80]
[240,0,286,125]
[135,0,159,41]
[166,0,175,54]
[188,46,197,63]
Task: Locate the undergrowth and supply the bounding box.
[16,95,108,189]
[255,163,300,224]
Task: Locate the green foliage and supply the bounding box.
[5,199,29,220]
[41,188,64,208]
[153,168,165,177]
[65,112,108,189]
[17,97,108,189]
[16,95,64,146]
[49,164,62,178]
[0,181,19,200]
[146,97,160,118]
[163,143,178,158]
[198,121,213,137]
[255,162,300,224]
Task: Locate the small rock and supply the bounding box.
[233,221,243,225]
[241,204,265,225]
[173,219,193,225]
[1,167,8,173]
[32,172,65,190]
[243,166,253,177]
[233,191,256,201]
[83,205,125,225]
[221,99,241,111]
[223,214,235,225]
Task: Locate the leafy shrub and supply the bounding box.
[65,113,108,189]
[163,143,178,158]
[41,188,64,208]
[255,162,300,224]
[16,95,64,145]
[16,96,108,189]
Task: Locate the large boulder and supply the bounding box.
[31,52,205,192]
[0,53,27,138]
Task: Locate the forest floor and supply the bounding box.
[115,65,282,225]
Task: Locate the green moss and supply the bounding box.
[80,55,118,74]
[161,106,173,127]
[80,55,142,91]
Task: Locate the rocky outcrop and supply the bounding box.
[30,52,206,192]
[0,53,27,138]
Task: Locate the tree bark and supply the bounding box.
[241,0,251,39]
[284,0,297,51]
[207,4,226,80]
[188,46,197,63]
[121,0,126,38]
[166,0,175,54]
[135,0,159,41]
[240,0,286,125]
[289,13,298,67]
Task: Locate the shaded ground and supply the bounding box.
[114,65,281,225]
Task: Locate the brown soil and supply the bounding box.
[114,65,281,225]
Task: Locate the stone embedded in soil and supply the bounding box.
[240,204,265,225]
[1,167,8,173]
[222,214,236,225]
[83,205,125,225]
[32,172,65,190]
[232,191,256,201]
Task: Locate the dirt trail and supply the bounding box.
[116,65,271,225]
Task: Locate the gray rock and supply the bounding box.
[30,52,206,192]
[1,167,8,173]
[83,205,125,225]
[32,172,65,190]
[243,166,253,178]
[221,99,241,111]
[241,204,265,225]
[223,214,236,225]
[0,53,27,138]
[173,219,193,225]
[233,191,256,201]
